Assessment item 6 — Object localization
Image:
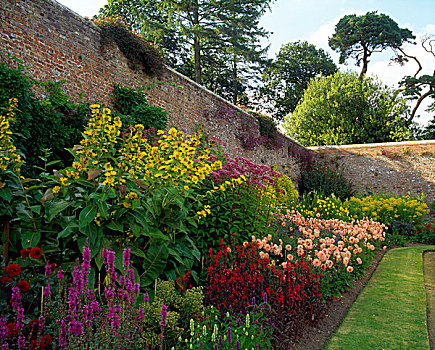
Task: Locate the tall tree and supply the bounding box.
[329,11,415,77]
[261,41,337,122]
[284,71,411,146]
[214,0,271,104]
[99,0,271,97]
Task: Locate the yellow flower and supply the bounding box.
[52,186,61,194]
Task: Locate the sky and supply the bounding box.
[57,0,435,126]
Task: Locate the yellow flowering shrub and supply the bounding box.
[293,196,351,221]
[344,194,429,226]
[268,174,299,210]
[62,104,222,192]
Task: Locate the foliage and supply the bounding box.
[411,221,435,244]
[41,246,167,349]
[328,11,415,77]
[99,0,271,105]
[175,305,272,349]
[205,241,324,348]
[112,83,149,115]
[131,104,168,131]
[0,61,88,177]
[112,84,168,131]
[190,155,280,254]
[95,16,165,76]
[138,278,206,348]
[261,41,337,121]
[271,211,386,297]
[299,163,354,201]
[285,71,412,146]
[269,173,299,209]
[344,194,429,227]
[295,194,351,221]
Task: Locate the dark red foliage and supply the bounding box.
[5,264,21,278]
[205,242,324,349]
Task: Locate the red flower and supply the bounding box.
[39,334,53,349]
[30,247,42,259]
[5,264,21,278]
[17,279,31,293]
[7,322,17,338]
[0,276,13,285]
[28,319,40,336]
[20,248,30,259]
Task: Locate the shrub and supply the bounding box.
[344,194,429,227]
[299,164,354,201]
[112,84,168,131]
[131,104,168,131]
[112,83,148,115]
[0,60,87,177]
[190,155,281,254]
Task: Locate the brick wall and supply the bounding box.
[0,0,305,179]
[309,141,435,211]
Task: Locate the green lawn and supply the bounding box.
[325,246,435,350]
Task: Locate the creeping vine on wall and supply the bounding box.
[93,16,165,76]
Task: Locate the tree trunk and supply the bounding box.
[360,47,369,78]
[232,52,238,104]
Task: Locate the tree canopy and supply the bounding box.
[328,11,415,77]
[261,41,337,121]
[284,71,412,146]
[99,0,271,104]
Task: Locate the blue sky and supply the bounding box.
[58,0,434,125]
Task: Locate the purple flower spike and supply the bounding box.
[160,303,168,327]
[123,247,131,268]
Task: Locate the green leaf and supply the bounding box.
[97,200,109,219]
[57,227,72,239]
[0,188,12,202]
[21,230,41,249]
[106,221,124,232]
[140,242,169,287]
[29,205,41,215]
[47,200,71,221]
[79,205,97,228]
[167,247,184,265]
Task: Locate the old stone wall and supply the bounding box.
[0,0,305,178]
[309,141,435,209]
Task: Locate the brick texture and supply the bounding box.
[0,0,305,179]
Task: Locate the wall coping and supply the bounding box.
[307,139,435,151]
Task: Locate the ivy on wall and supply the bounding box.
[93,16,165,76]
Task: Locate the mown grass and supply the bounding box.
[324,246,435,350]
